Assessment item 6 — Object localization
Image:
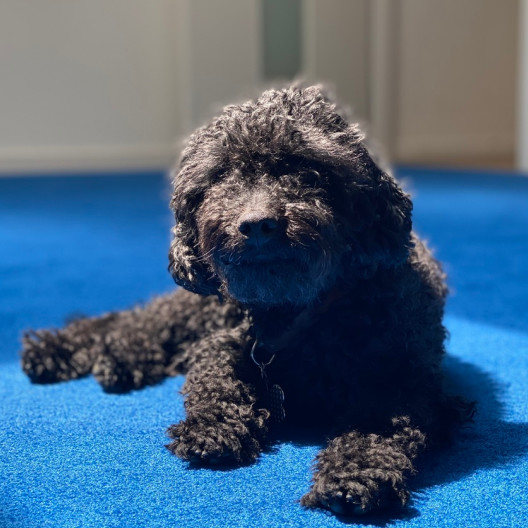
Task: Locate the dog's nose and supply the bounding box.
[238,211,279,245]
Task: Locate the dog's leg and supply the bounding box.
[22,289,243,392]
[166,329,268,465]
[301,416,426,515]
[90,302,173,393]
[91,291,243,392]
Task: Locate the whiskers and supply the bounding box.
[194,245,216,264]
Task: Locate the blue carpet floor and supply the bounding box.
[0,168,527,528]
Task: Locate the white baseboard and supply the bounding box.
[0,143,180,175]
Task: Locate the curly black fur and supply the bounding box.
[21,84,473,516]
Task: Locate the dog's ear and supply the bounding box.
[341,159,413,277]
[369,169,413,265]
[168,222,219,296]
[168,164,220,297]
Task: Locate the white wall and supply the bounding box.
[396,0,519,165]
[303,0,370,122]
[185,0,260,128]
[0,0,520,173]
[0,0,262,173]
[0,0,185,172]
[303,0,519,166]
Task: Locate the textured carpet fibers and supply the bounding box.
[0,168,527,528]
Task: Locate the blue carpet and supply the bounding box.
[1,168,527,527]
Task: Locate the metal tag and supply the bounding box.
[268,383,286,423]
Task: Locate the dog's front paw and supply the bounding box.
[301,475,399,516]
[301,426,422,516]
[166,417,261,465]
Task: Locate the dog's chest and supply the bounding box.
[263,326,376,422]
[249,296,403,423]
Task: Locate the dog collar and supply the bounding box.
[250,339,286,423]
[247,286,350,423]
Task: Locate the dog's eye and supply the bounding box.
[279,170,321,188]
[209,168,229,184]
[302,170,321,188]
[290,170,322,190]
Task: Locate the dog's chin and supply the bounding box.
[218,258,325,308]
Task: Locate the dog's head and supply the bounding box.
[169,85,412,307]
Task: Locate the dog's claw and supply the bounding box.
[322,494,369,516]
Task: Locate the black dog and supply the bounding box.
[22,85,472,515]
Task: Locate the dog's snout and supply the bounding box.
[238,211,279,245]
